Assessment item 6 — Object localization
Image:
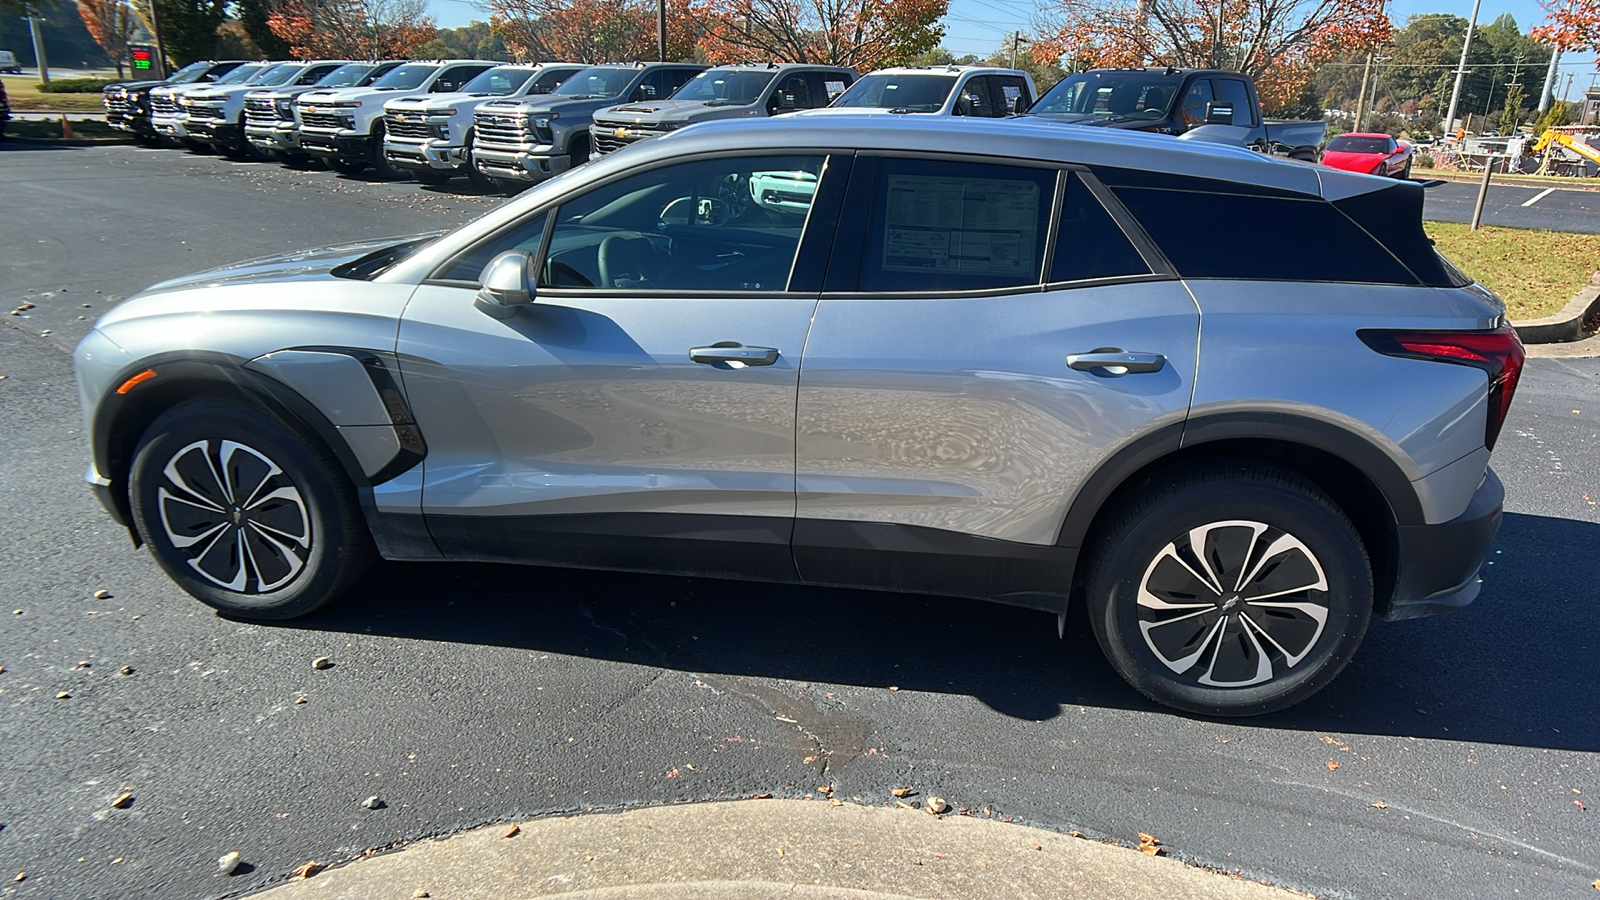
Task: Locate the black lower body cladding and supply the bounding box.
[1384,467,1504,620]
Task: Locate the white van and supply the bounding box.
[0,50,23,74]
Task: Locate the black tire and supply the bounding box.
[1084,462,1372,717]
[128,399,374,620]
[1399,159,1413,180]
[369,123,407,180]
[180,138,215,154]
[327,157,366,175]
[411,168,452,185]
[568,133,590,167]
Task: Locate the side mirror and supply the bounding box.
[635,84,657,101]
[776,91,798,110]
[474,250,534,320]
[1204,101,1234,126]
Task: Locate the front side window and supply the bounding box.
[435,212,550,284]
[995,76,1030,113]
[1213,78,1256,126]
[832,73,956,112]
[552,67,635,98]
[316,64,374,88]
[1030,72,1181,119]
[1179,79,1214,129]
[857,157,1055,292]
[768,73,812,111]
[433,66,493,93]
[676,70,773,105]
[462,66,535,96]
[540,154,827,292]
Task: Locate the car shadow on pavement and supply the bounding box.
[281,511,1597,751]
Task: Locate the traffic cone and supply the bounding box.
[61,114,74,140]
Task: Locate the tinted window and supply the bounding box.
[818,73,852,102]
[994,75,1030,113]
[768,73,812,111]
[462,66,535,95]
[433,65,493,93]
[316,63,374,88]
[1333,183,1460,286]
[1213,78,1256,126]
[1112,188,1418,284]
[677,69,773,104]
[529,67,582,93]
[298,64,342,85]
[954,76,997,117]
[554,67,634,97]
[1327,135,1392,153]
[1178,79,1213,129]
[1051,176,1151,283]
[833,73,956,112]
[858,158,1055,292]
[435,212,549,284]
[541,155,826,292]
[372,64,440,91]
[1030,71,1181,119]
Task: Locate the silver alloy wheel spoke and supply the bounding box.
[157,439,311,594]
[1136,519,1331,688]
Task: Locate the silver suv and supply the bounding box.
[72,117,1521,716]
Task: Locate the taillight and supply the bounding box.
[1358,326,1525,450]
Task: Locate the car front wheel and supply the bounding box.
[128,400,373,620]
[1086,462,1372,716]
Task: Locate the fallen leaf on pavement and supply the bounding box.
[93,590,111,600]
[111,792,133,809]
[829,797,844,807]
[311,657,332,670]
[55,691,70,700]
[412,891,430,899]
[1370,800,1388,809]
[1326,761,1340,770]
[1137,832,1163,856]
[888,686,900,691]
[1577,800,1587,811]
[751,792,772,800]
[504,824,520,838]
[925,796,950,815]
[891,787,914,797]
[291,861,322,880]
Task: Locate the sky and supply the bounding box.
[427,0,1600,102]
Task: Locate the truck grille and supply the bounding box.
[592,127,658,156]
[103,92,129,115]
[473,112,528,145]
[299,111,346,131]
[188,104,225,121]
[245,98,286,128]
[151,95,179,116]
[384,112,433,140]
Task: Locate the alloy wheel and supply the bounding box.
[156,439,312,593]
[1135,520,1330,688]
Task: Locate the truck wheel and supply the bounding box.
[180,138,215,154]
[327,157,366,176]
[369,123,406,180]
[569,134,590,166]
[412,169,452,185]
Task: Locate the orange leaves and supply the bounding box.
[1532,0,1600,56]
[695,0,947,69]
[1137,832,1163,855]
[76,0,138,65]
[266,0,437,59]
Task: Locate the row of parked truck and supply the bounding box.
[103,58,1326,192]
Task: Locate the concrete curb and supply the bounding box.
[244,800,1299,900]
[1511,271,1600,344]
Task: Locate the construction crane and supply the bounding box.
[1533,128,1600,176]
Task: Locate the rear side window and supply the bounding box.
[1112,188,1419,285]
[857,157,1054,292]
[1212,79,1256,126]
[1051,176,1151,283]
[994,75,1031,113]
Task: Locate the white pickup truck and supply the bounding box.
[150,62,274,152]
[295,60,497,178]
[184,61,346,158]
[244,61,404,162]
[380,62,585,186]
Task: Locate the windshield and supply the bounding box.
[529,67,582,93]
[1029,71,1182,119]
[254,64,304,87]
[372,63,440,91]
[461,66,535,96]
[1327,135,1391,153]
[674,69,774,105]
[832,73,956,112]
[552,67,635,98]
[166,61,214,84]
[316,63,374,88]
[214,63,268,86]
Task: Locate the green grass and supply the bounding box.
[4,119,124,141]
[1427,222,1600,320]
[1,74,112,111]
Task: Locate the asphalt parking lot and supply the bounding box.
[2,143,1599,900]
[1420,179,1600,234]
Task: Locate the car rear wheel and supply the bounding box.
[1085,462,1372,716]
[128,400,374,620]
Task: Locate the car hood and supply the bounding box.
[298,86,410,106]
[487,94,625,116]
[385,91,506,112]
[1322,150,1387,170]
[597,98,764,125]
[107,79,164,93]
[127,233,439,301]
[187,84,259,101]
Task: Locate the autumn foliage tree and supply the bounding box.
[266,0,436,58]
[1532,0,1600,63]
[697,0,948,70]
[77,0,137,77]
[488,0,700,62]
[1032,0,1392,110]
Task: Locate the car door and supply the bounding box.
[432,64,494,93]
[766,71,813,114]
[396,151,848,580]
[793,155,1199,601]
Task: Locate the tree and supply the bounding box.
[133,0,228,64]
[1031,0,1393,109]
[1532,0,1600,63]
[77,0,137,75]
[418,19,508,60]
[235,0,292,57]
[266,0,436,58]
[1499,79,1525,133]
[487,0,700,62]
[696,0,947,70]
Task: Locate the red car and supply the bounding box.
[1321,132,1413,178]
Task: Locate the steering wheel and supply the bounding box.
[597,235,654,288]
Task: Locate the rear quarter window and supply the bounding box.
[1110,188,1419,285]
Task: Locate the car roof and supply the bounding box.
[1337,132,1392,139]
[866,65,1025,76]
[699,63,855,72]
[621,115,1340,198]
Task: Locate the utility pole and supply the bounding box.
[1444,0,1483,135]
[1538,49,1561,112]
[656,0,666,60]
[1355,51,1373,131]
[1366,53,1391,129]
[26,15,49,84]
[1009,32,1029,69]
[148,0,168,78]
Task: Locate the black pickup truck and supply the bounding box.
[1022,67,1326,161]
[102,60,246,142]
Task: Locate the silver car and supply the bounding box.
[73,117,1522,716]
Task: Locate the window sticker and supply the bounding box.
[1002,84,1021,102]
[881,176,1038,275]
[825,80,846,98]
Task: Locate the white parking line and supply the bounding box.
[1521,188,1556,207]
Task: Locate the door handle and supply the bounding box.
[689,343,780,367]
[1066,348,1167,376]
